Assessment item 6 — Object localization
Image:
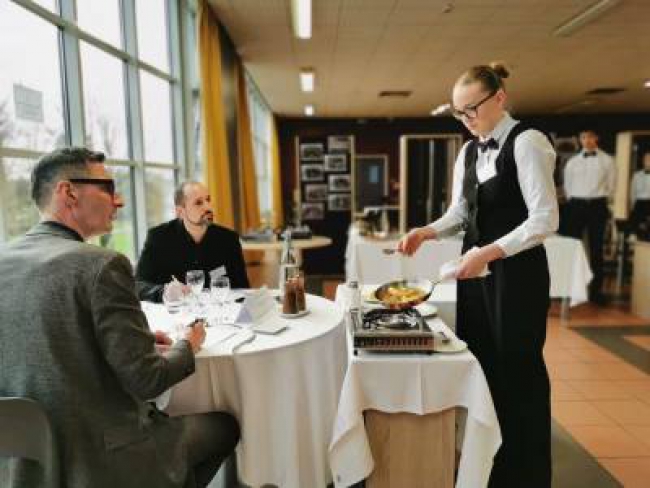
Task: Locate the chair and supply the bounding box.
[0,397,59,488]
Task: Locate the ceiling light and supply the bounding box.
[644,80,650,89]
[304,105,315,116]
[291,0,312,39]
[553,0,622,37]
[431,103,450,116]
[300,69,315,92]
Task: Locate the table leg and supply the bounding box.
[365,408,455,488]
[560,297,570,321]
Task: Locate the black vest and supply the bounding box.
[462,123,550,251]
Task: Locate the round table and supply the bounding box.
[241,235,332,265]
[143,294,347,488]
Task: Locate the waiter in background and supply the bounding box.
[562,130,616,304]
[630,152,650,239]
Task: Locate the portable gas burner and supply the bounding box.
[350,307,435,354]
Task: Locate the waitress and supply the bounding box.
[398,63,558,488]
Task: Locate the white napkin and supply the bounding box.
[234,286,275,324]
[439,249,490,281]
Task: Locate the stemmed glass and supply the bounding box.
[211,276,231,325]
[186,270,205,313]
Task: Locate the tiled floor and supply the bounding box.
[247,258,650,487]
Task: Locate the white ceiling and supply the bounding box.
[208,0,650,117]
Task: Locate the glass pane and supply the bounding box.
[135,0,169,72]
[76,0,121,47]
[140,71,173,163]
[93,165,136,261]
[33,0,57,12]
[80,42,128,159]
[0,157,39,242]
[0,1,65,151]
[145,167,175,227]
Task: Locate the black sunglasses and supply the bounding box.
[68,178,116,197]
[450,90,497,120]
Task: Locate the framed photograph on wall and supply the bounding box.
[328,194,351,212]
[304,184,328,202]
[300,143,325,160]
[328,174,351,192]
[327,135,351,153]
[301,164,325,182]
[324,153,347,172]
[302,202,325,220]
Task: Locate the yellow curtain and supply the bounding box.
[270,116,284,228]
[198,0,234,228]
[235,61,263,263]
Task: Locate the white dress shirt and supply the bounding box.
[563,149,616,199]
[630,170,650,205]
[429,113,559,257]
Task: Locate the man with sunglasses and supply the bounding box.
[399,64,558,488]
[0,147,239,487]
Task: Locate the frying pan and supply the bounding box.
[373,277,442,311]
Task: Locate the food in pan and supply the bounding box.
[378,285,427,305]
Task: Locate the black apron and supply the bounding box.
[458,123,552,488]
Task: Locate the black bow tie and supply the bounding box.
[583,151,597,157]
[478,138,499,153]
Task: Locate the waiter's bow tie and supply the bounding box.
[583,151,598,157]
[478,138,499,152]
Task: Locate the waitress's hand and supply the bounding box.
[397,227,437,256]
[456,244,505,280]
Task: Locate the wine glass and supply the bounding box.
[211,276,231,325]
[186,270,205,312]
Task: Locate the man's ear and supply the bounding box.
[54,181,77,206]
[175,205,183,218]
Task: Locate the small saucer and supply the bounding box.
[280,309,310,319]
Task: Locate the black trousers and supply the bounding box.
[562,197,609,300]
[457,246,551,488]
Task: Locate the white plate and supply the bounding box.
[280,309,310,319]
[433,338,468,354]
[415,302,438,318]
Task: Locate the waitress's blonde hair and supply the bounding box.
[456,62,509,93]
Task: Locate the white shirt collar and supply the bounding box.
[481,112,517,144]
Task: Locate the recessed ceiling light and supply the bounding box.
[553,0,622,38]
[644,80,650,88]
[300,69,315,92]
[291,0,312,39]
[431,103,450,116]
[304,105,315,116]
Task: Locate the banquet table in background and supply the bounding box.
[144,294,347,488]
[330,286,501,488]
[346,227,592,319]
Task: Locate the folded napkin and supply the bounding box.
[234,286,275,324]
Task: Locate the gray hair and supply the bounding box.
[174,180,203,206]
[31,147,105,209]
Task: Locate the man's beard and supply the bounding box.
[187,212,213,227]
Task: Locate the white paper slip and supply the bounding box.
[251,321,287,335]
[234,286,275,324]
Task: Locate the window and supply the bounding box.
[0,0,196,260]
[0,1,65,152]
[246,75,273,225]
[80,42,128,159]
[76,0,122,48]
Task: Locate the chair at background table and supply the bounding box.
[0,397,59,488]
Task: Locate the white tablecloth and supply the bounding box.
[347,228,592,308]
[330,287,501,488]
[144,295,347,488]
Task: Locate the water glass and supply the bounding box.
[186,270,205,310]
[211,276,231,325]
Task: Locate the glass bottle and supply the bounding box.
[279,230,298,299]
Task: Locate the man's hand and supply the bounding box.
[397,227,437,256]
[456,244,505,280]
[154,330,173,353]
[183,320,206,354]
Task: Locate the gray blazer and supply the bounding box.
[0,222,195,487]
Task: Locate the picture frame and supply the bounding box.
[328,194,351,212]
[304,184,328,202]
[299,143,325,160]
[327,135,351,153]
[301,202,325,220]
[301,164,325,182]
[324,153,347,172]
[328,174,351,192]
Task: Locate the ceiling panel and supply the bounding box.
[210,0,650,116]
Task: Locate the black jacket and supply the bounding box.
[136,219,250,302]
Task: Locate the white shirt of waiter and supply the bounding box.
[630,169,650,205]
[564,149,617,200]
[429,112,558,257]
